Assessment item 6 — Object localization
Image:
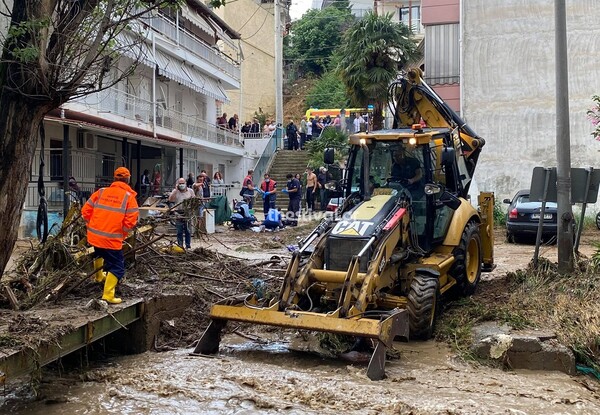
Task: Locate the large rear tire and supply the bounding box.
[450,221,482,297]
[407,273,439,340]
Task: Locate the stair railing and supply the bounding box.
[252,127,282,185]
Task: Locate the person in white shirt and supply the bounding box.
[353,114,365,133]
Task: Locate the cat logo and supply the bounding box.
[331,220,374,236]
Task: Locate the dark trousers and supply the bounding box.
[287,135,298,150]
[287,197,300,226]
[94,247,125,280]
[264,220,280,230]
[306,188,315,211]
[244,191,254,209]
[176,219,191,249]
[263,194,276,215]
[299,133,306,149]
[319,188,328,210]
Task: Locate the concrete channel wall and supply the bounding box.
[0,293,194,384]
[462,0,600,202]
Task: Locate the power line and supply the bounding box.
[237,4,268,32]
[242,10,271,40]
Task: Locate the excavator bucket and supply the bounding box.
[194,299,409,380]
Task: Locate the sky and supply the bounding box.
[289,0,314,20]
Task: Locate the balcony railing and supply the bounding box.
[146,14,240,81]
[76,87,243,148]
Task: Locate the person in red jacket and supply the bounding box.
[82,167,139,304]
[260,173,277,215]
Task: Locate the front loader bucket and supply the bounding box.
[193,301,409,380]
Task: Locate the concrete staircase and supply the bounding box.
[257,150,310,212]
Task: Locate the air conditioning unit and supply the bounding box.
[77,131,97,150]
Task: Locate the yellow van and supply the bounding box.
[305,108,369,119]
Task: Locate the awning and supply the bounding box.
[155,49,229,103]
[180,3,215,37]
[116,32,154,67]
[207,16,237,50]
[184,66,229,103]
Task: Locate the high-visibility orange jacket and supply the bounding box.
[81,181,139,250]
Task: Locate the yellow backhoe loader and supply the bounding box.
[194,69,495,380]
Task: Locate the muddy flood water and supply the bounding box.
[4,333,599,415]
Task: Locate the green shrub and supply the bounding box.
[493,201,506,226]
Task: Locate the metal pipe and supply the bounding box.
[152,32,157,138]
[62,124,69,219]
[309,269,367,284]
[533,168,550,268]
[575,167,592,252]
[358,236,376,258]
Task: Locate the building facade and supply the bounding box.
[16,1,267,237]
[210,0,277,124]
[460,0,600,201]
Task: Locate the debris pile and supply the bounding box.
[437,256,600,375]
[0,202,286,317]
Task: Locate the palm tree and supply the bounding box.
[336,12,420,130]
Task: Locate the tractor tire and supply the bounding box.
[406,273,439,340]
[450,221,482,297]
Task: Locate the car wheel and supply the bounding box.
[596,212,600,230]
[506,231,515,243]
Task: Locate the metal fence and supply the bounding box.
[251,128,282,186]
[78,87,243,147]
[146,13,240,80]
[26,181,236,212]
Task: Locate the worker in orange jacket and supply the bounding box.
[82,167,139,304]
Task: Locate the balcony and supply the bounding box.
[76,87,244,148]
[145,14,240,82]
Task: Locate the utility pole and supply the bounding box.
[555,0,574,273]
[274,0,283,146]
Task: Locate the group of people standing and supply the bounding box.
[217,113,240,132]
[285,115,326,151]
[236,166,333,229]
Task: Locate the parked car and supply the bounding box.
[503,189,558,243]
[326,196,345,212]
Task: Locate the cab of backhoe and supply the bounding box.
[336,127,465,253]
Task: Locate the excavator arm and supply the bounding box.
[389,68,485,195]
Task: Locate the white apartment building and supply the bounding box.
[15,1,262,236]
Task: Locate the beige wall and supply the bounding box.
[212,1,276,124]
[462,0,600,203]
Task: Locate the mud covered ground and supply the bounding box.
[2,224,600,413]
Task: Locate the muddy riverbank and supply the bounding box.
[2,225,600,413]
[5,335,600,414]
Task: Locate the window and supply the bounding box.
[102,155,115,178]
[424,24,460,85]
[399,6,422,34]
[198,163,212,178]
[195,98,207,122]
[49,139,63,181]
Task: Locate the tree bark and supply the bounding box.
[0,93,49,277]
[373,102,385,130]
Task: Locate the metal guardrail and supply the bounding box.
[252,128,282,185]
[26,181,236,211]
[77,87,243,147]
[147,14,240,80]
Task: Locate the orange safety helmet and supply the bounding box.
[114,167,131,179]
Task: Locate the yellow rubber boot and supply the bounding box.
[101,272,122,304]
[93,258,106,283]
